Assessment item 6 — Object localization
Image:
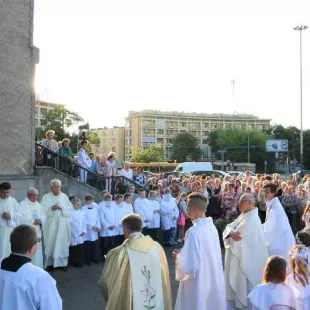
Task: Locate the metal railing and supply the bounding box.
[35,142,149,195]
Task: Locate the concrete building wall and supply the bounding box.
[0,0,37,175]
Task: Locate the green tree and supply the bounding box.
[171,132,201,162]
[209,128,271,171]
[86,132,101,153]
[36,105,84,141]
[130,145,164,163]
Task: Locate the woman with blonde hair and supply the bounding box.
[41,129,59,166]
[248,256,299,310]
[286,245,310,310]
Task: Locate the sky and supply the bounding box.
[34,0,310,130]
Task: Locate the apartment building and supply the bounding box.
[35,100,64,128]
[90,127,125,161]
[125,110,271,161]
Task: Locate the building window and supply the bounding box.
[181,122,187,127]
[202,122,209,128]
[156,119,164,127]
[202,139,209,145]
[166,130,173,136]
[212,124,218,129]
[258,124,265,131]
[157,129,164,135]
[166,138,173,144]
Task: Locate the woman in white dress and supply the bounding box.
[248,256,299,310]
[286,245,310,310]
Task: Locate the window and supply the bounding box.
[202,131,208,136]
[166,139,173,144]
[157,129,164,135]
[181,122,187,127]
[166,130,173,136]
[156,119,164,127]
[202,139,209,145]
[202,122,209,128]
[212,124,218,129]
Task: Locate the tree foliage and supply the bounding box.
[209,128,271,171]
[36,105,84,141]
[171,132,201,162]
[130,145,164,163]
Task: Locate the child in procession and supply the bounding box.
[69,198,87,267]
[82,195,101,265]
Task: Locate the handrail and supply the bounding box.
[35,142,149,195]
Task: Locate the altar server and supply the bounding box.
[0,225,62,310]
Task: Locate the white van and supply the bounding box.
[174,162,213,174]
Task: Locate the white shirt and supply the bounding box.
[160,195,178,230]
[98,201,117,237]
[69,209,87,246]
[82,204,100,242]
[119,168,133,180]
[134,197,153,228]
[148,199,161,229]
[175,217,226,310]
[114,202,133,235]
[77,149,92,168]
[0,261,62,310]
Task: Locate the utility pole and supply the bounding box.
[294,25,308,177]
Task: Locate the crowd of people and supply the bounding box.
[3,148,310,309]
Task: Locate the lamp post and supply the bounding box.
[294,25,308,177]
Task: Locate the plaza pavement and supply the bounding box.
[51,245,182,310]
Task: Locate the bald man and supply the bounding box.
[173,192,226,310]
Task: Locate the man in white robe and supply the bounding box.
[77,140,92,183]
[0,182,21,260]
[224,193,268,310]
[41,179,72,270]
[263,183,295,262]
[0,224,62,310]
[173,192,226,310]
[18,188,45,269]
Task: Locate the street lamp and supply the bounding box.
[294,25,308,177]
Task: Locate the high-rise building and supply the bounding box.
[125,110,271,161]
[90,127,125,161]
[35,100,64,128]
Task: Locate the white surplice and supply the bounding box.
[148,199,161,229]
[0,261,62,310]
[82,204,101,241]
[263,197,295,261]
[224,208,269,309]
[175,217,226,310]
[286,274,310,310]
[134,198,153,228]
[98,201,117,237]
[0,197,21,260]
[248,283,299,310]
[114,202,134,235]
[160,197,176,231]
[18,198,46,269]
[41,192,72,268]
[69,209,87,246]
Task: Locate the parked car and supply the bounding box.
[190,170,229,178]
[227,171,256,178]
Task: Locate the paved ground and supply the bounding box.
[51,245,182,310]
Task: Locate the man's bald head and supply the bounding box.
[187,192,207,213]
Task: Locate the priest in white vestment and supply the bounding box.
[18,188,45,269]
[262,183,295,262]
[0,224,62,310]
[173,192,226,310]
[0,182,21,260]
[41,179,72,270]
[98,213,172,310]
[224,193,268,310]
